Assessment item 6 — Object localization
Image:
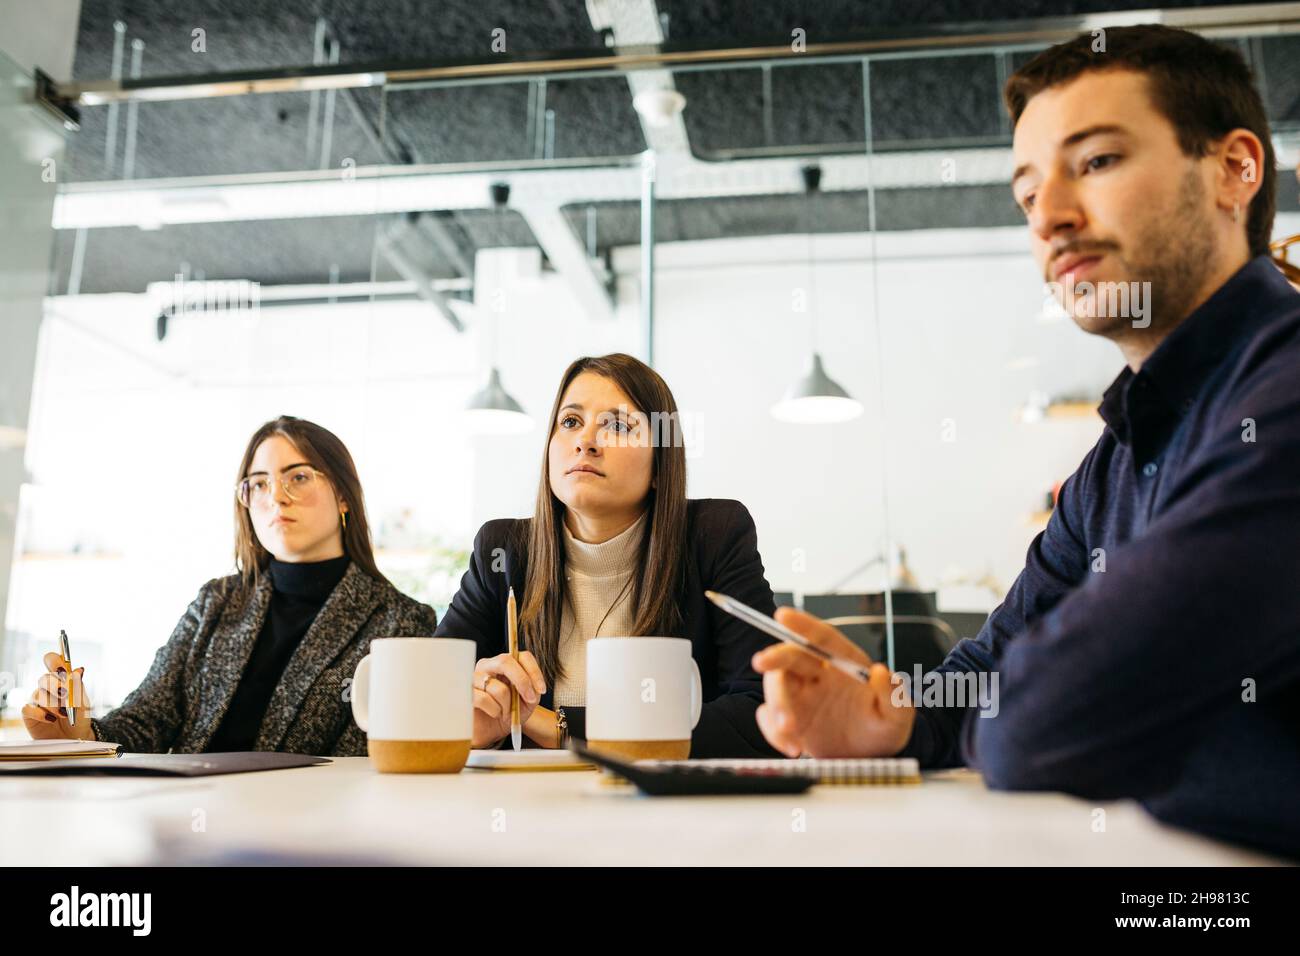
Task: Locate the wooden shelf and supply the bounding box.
[16,551,124,563]
[1044,401,1100,420]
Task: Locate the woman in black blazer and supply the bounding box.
[23,416,435,755]
[437,353,780,758]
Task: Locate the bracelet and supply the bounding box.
[555,707,568,749]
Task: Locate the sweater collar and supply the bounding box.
[268,554,350,601]
[563,511,647,577]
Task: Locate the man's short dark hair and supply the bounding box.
[1004,24,1276,258]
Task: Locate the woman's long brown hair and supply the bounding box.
[520,354,689,686]
[233,416,387,589]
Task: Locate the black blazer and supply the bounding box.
[436,498,782,757]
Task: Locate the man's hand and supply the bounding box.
[752,608,915,758]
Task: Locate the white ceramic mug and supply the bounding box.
[585,637,703,761]
[351,637,475,773]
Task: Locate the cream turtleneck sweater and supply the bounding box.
[553,511,648,707]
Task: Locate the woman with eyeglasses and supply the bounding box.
[23,416,436,755]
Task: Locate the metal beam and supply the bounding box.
[414,213,475,279]
[52,4,1300,107]
[51,148,1019,230]
[376,227,465,332]
[588,0,690,156]
[513,198,615,323]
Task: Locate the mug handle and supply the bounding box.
[351,655,370,732]
[688,657,702,729]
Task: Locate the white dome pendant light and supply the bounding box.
[771,165,863,425]
[466,182,532,435]
[771,353,864,424]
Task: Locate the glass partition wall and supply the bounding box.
[5,11,1300,723]
[0,46,72,730]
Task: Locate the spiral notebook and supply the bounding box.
[637,757,922,785]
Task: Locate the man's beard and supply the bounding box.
[1064,164,1216,343]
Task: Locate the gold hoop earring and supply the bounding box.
[340,509,348,531]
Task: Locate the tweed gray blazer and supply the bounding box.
[90,563,437,756]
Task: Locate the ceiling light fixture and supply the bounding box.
[772,165,862,424]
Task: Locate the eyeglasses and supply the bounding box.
[237,465,326,509]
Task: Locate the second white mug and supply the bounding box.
[585,636,702,761]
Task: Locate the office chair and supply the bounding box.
[804,591,957,672]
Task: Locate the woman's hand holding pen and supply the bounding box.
[22,652,96,741]
[752,608,915,759]
[471,651,546,748]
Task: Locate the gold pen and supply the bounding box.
[59,629,76,726]
[507,587,521,750]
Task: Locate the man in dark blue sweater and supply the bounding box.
[751,25,1300,858]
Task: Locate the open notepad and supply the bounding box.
[637,757,922,785]
[0,738,123,760]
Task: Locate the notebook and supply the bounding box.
[0,739,123,761]
[636,757,922,785]
[466,749,595,772]
[0,752,330,776]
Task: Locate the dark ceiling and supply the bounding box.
[64,0,1300,179]
[50,0,1300,296]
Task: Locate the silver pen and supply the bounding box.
[705,591,871,683]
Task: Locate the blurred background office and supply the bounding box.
[2,0,1298,725]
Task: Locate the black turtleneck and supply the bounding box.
[207,555,350,752]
